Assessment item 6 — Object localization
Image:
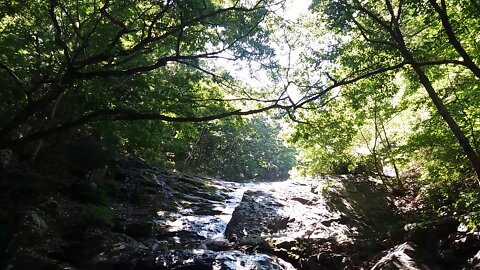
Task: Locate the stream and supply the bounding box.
[161,180,248,240]
[4,159,479,270]
[153,176,385,269]
[155,179,298,269]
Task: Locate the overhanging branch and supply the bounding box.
[0,104,290,149]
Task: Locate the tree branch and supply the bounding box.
[295,61,407,108]
[428,0,480,79]
[0,104,290,149]
[0,62,25,89]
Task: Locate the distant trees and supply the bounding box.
[180,115,296,181]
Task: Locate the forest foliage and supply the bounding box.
[286,0,480,230]
[0,0,295,180]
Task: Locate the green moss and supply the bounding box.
[82,204,113,228]
[64,177,118,206]
[64,138,116,172]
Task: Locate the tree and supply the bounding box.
[180,115,296,181]
[290,0,480,183]
[0,0,287,150]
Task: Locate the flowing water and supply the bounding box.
[155,179,300,269]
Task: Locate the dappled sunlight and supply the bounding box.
[254,178,354,242]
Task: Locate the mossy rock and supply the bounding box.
[83,205,113,228]
[64,138,116,173]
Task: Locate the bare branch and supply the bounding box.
[295,61,407,108]
[351,14,398,48]
[49,0,72,64]
[428,0,480,78]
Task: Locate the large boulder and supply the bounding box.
[370,242,430,270]
[225,190,286,245]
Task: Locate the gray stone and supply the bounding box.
[466,250,480,269]
[0,149,12,169]
[370,242,430,270]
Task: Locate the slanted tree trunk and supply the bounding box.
[409,60,480,183]
[428,0,480,79]
[393,32,480,184]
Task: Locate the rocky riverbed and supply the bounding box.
[1,158,479,269]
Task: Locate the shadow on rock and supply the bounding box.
[225,190,284,247]
[319,175,398,243]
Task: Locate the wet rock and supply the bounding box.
[466,250,480,269]
[7,249,67,270]
[292,197,310,205]
[40,198,61,214]
[125,221,154,238]
[370,242,430,270]
[86,232,148,269]
[300,253,352,270]
[154,249,295,270]
[26,210,49,233]
[16,210,49,244]
[0,149,12,169]
[225,190,284,244]
[0,161,410,270]
[204,239,233,251]
[156,230,207,249]
[268,217,292,232]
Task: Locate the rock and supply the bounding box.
[225,190,284,244]
[268,217,292,232]
[0,162,409,270]
[27,210,49,232]
[0,149,12,169]
[204,239,233,251]
[300,253,352,270]
[87,232,148,269]
[465,250,480,269]
[40,198,60,214]
[370,242,430,270]
[7,249,67,270]
[125,221,154,238]
[156,230,207,249]
[154,249,296,270]
[292,197,310,204]
[16,210,49,245]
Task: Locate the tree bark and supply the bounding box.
[384,0,480,183]
[0,84,66,145]
[410,61,480,181]
[397,46,480,181]
[428,0,480,79]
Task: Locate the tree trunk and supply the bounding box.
[390,19,480,184]
[0,84,65,146]
[398,51,480,183]
[409,61,480,182]
[428,0,480,79]
[379,116,404,190]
